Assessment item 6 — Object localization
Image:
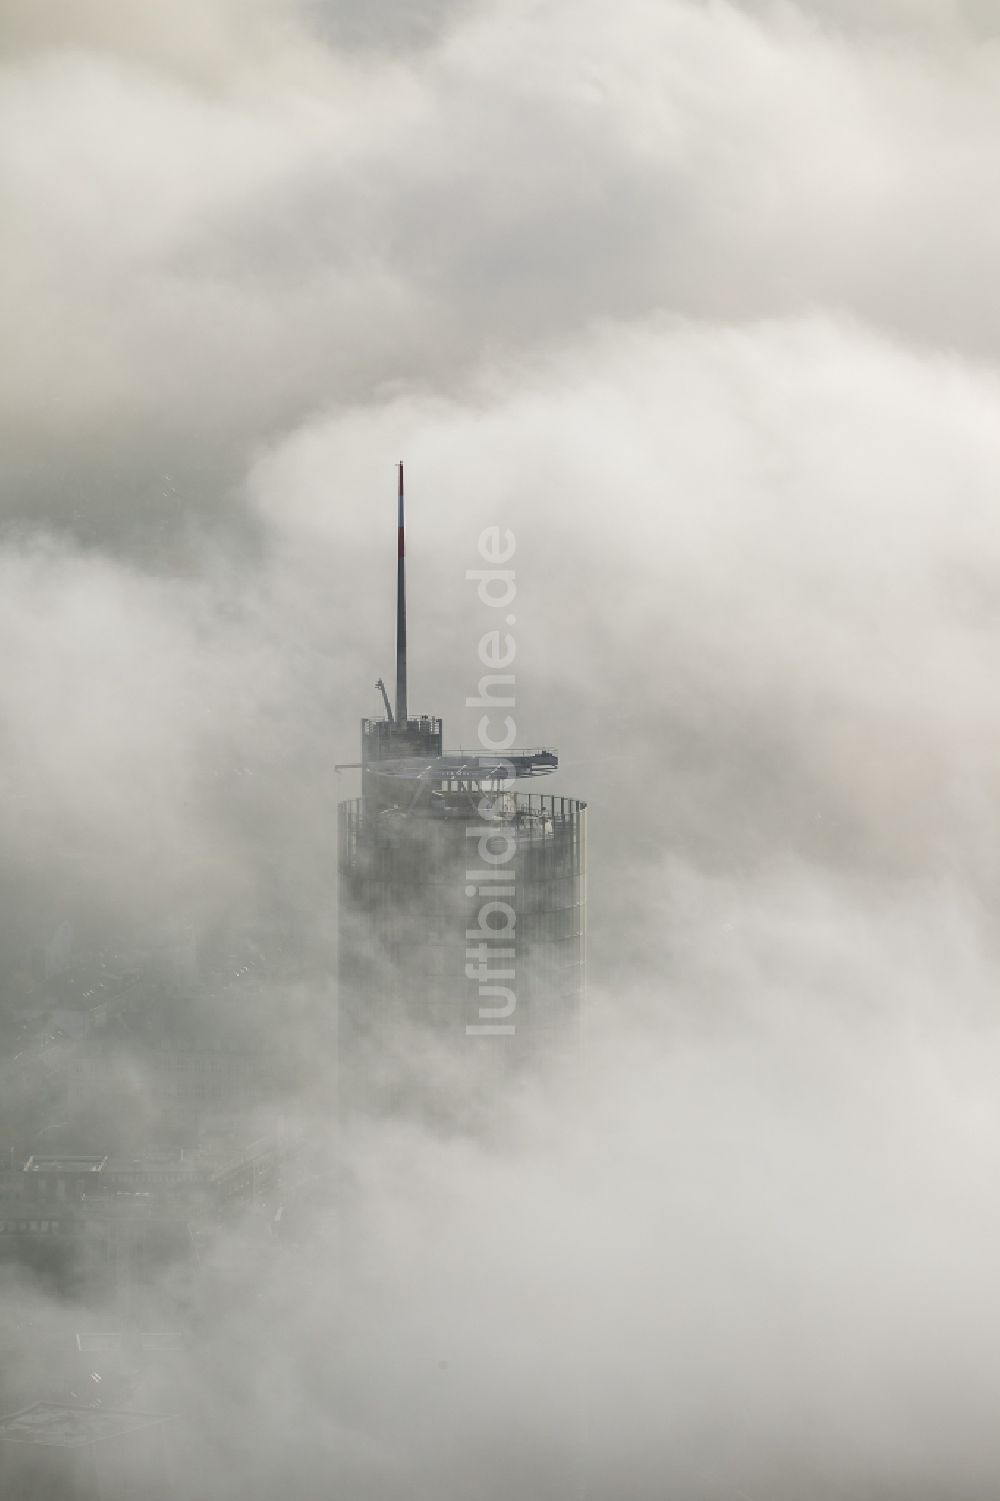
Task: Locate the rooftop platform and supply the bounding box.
[0,1402,174,1449]
[369,748,558,782]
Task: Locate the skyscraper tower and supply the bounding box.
[337,467,586,1111]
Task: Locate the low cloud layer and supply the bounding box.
[2,1,999,1495]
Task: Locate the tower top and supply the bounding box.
[350,466,557,801]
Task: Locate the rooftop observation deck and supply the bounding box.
[368,748,558,783]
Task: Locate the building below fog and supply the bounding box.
[0,1400,176,1501]
[0,1136,284,1301]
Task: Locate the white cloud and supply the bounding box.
[2,3,1000,1494]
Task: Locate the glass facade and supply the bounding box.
[337,790,587,1099]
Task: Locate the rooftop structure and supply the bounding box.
[0,1402,176,1501]
[4,1136,282,1212]
[337,466,586,1111]
[0,1402,174,1449]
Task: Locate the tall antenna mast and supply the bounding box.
[395,461,407,726]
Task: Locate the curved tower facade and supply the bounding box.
[336,468,586,1110]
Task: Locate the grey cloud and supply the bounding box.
[2,0,998,550]
[2,1,1000,1496]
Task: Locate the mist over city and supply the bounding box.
[2,1,1000,1496]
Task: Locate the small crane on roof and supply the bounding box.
[374,678,393,722]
